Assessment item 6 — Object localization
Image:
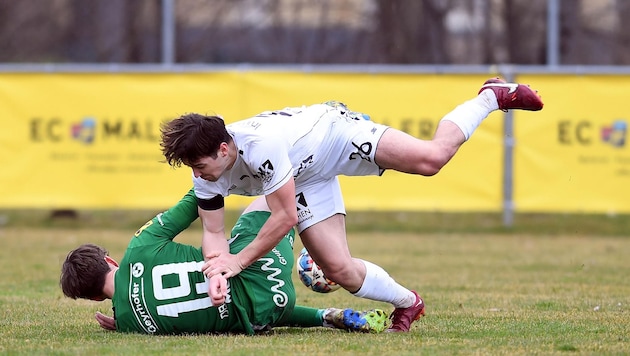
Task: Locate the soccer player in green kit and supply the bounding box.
[60,189,387,335]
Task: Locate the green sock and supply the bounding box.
[278,305,324,327]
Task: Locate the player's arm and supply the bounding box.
[134,189,199,242]
[95,311,116,331]
[203,179,297,278]
[237,178,298,267]
[198,206,230,261]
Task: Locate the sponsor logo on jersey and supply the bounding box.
[217,280,231,320]
[294,155,313,179]
[128,263,159,334]
[259,257,288,307]
[271,247,287,265]
[295,192,313,225]
[256,160,275,184]
[131,262,144,277]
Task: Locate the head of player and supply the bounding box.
[160,113,236,181]
[60,243,116,301]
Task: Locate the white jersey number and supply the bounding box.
[152,261,212,317]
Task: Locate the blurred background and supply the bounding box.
[1,0,629,65]
[1,0,630,232]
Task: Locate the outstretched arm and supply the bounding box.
[134,189,200,242]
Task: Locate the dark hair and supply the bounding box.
[160,113,233,167]
[60,244,110,300]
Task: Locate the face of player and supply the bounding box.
[190,142,232,182]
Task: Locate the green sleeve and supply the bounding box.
[132,189,198,244]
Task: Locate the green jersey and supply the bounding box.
[112,189,296,335]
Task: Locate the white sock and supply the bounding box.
[439,90,499,140]
[352,260,416,309]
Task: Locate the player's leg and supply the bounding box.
[320,308,387,333]
[374,122,465,176]
[296,178,424,332]
[294,177,365,291]
[299,214,365,291]
[300,216,424,332]
[278,305,325,327]
[374,85,497,175]
[235,199,387,332]
[375,78,543,176]
[318,108,466,177]
[279,305,388,333]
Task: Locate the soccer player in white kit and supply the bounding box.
[160,78,544,332]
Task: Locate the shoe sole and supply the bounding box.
[517,85,544,111]
[363,309,387,333]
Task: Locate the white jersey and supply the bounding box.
[194,104,333,199]
[193,103,389,231]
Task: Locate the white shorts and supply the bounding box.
[294,115,389,232]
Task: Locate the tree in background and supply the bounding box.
[0,0,628,65]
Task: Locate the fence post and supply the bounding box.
[161,0,175,66]
[502,70,516,227]
[547,0,560,67]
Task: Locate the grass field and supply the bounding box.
[1,217,629,355]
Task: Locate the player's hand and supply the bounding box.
[95,311,116,331]
[207,274,228,306]
[203,251,244,278]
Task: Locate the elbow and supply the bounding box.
[279,210,298,232]
[270,207,298,235]
[285,213,298,230]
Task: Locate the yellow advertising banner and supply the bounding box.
[0,73,253,209]
[514,74,630,213]
[0,72,501,210]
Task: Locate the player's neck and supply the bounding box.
[226,141,238,170]
[103,268,117,299]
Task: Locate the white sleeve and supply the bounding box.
[244,138,293,195]
[192,174,222,199]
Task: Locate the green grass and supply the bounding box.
[1,224,629,355]
[3,209,630,236]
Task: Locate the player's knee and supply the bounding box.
[421,163,441,176]
[412,159,445,176]
[420,149,456,176]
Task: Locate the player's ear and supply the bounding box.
[219,142,229,157]
[104,256,119,267]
